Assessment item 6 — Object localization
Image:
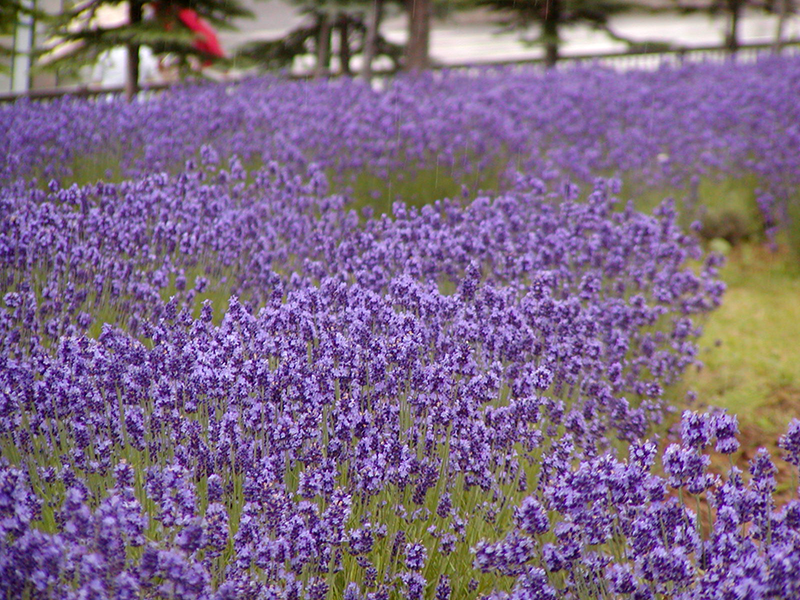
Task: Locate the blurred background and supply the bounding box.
[2,0,800,97]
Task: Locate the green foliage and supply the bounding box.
[473,0,631,29]
[621,172,766,242]
[1,0,33,35]
[456,0,671,65]
[0,0,47,74]
[235,15,405,74]
[336,153,507,217]
[672,241,800,434]
[235,2,405,75]
[671,0,794,53]
[786,191,800,260]
[42,0,253,78]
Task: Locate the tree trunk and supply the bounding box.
[339,17,352,75]
[725,0,741,55]
[405,0,430,72]
[362,0,384,81]
[773,0,788,54]
[125,0,142,101]
[542,0,561,68]
[316,12,332,78]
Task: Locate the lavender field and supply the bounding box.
[2,56,800,599]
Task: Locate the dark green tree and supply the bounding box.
[674,0,797,55]
[1,0,45,75]
[470,0,657,67]
[236,0,405,79]
[44,0,252,99]
[772,0,797,53]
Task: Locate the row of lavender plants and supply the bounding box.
[3,57,800,236]
[3,153,800,598]
[2,57,800,598]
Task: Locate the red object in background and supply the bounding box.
[175,7,225,65]
[151,2,226,67]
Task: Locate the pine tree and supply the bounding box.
[674,0,796,55]
[470,0,652,67]
[236,1,405,79]
[1,0,44,75]
[44,0,252,99]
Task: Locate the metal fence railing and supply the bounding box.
[441,40,800,73]
[1,39,798,103]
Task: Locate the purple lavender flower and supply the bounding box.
[511,566,557,600]
[713,411,740,454]
[348,525,374,556]
[343,582,363,600]
[399,572,425,600]
[606,563,637,594]
[532,366,554,391]
[779,419,800,467]
[435,575,451,600]
[662,443,711,491]
[640,546,695,588]
[680,410,713,450]
[175,520,206,554]
[404,543,428,571]
[515,496,549,536]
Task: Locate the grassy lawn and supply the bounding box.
[671,241,800,493]
[684,243,800,425]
